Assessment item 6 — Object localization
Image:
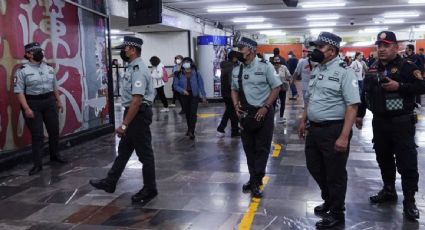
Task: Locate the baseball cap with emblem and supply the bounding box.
[309,32,342,49]
[115,36,144,49]
[237,37,257,50]
[24,42,42,52]
[375,31,397,45]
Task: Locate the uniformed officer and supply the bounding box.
[298,32,360,229]
[231,37,282,198]
[89,36,158,203]
[356,31,425,221]
[14,42,67,176]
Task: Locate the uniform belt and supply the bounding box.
[25,92,53,100]
[374,113,415,123]
[309,119,344,127]
[124,103,151,112]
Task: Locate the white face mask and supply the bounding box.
[182,62,191,69]
[288,55,293,59]
[176,59,182,64]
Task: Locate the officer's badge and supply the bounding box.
[390,67,397,74]
[133,65,139,71]
[318,74,324,80]
[380,32,387,39]
[413,70,424,80]
[329,77,339,82]
[244,74,249,80]
[134,80,143,88]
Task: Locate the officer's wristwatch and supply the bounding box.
[121,124,127,131]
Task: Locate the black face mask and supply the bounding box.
[120,50,130,63]
[310,49,325,63]
[236,51,247,63]
[32,50,44,62]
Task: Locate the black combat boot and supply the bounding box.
[242,180,263,193]
[89,178,116,193]
[403,191,420,221]
[370,185,398,204]
[316,212,345,229]
[314,202,330,215]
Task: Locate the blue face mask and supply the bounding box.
[182,62,191,69]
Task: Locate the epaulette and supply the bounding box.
[339,62,348,68]
[45,62,53,67]
[133,65,139,71]
[19,65,26,69]
[259,60,267,64]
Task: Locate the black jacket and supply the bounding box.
[220,61,235,98]
[358,55,425,118]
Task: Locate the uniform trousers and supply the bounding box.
[372,115,419,195]
[107,105,156,189]
[241,107,275,184]
[25,93,59,167]
[305,121,351,215]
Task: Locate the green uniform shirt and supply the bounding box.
[231,58,282,107]
[306,57,360,122]
[121,57,154,107]
[14,62,57,95]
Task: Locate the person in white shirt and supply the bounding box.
[272,56,291,123]
[149,56,169,112]
[293,48,314,107]
[350,52,365,92]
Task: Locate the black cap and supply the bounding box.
[309,32,342,49]
[115,36,143,49]
[228,50,238,60]
[237,37,257,49]
[375,31,397,45]
[24,42,42,52]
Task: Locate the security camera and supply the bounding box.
[350,19,355,26]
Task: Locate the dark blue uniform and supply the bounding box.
[358,55,425,219]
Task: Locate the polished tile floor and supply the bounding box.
[0,96,424,230]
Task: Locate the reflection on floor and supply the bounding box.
[0,98,424,230]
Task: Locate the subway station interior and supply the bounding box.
[1,0,425,229]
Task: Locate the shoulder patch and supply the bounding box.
[414,70,424,80]
[339,62,348,68]
[133,65,139,71]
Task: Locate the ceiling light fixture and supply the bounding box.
[246,24,273,29]
[374,18,405,24]
[306,14,340,21]
[308,22,337,27]
[233,17,265,23]
[359,27,389,33]
[259,30,286,35]
[110,29,121,34]
[310,28,334,35]
[300,1,346,8]
[352,41,374,47]
[207,6,247,13]
[408,0,425,4]
[383,11,420,18]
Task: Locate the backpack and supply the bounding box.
[162,67,168,82]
